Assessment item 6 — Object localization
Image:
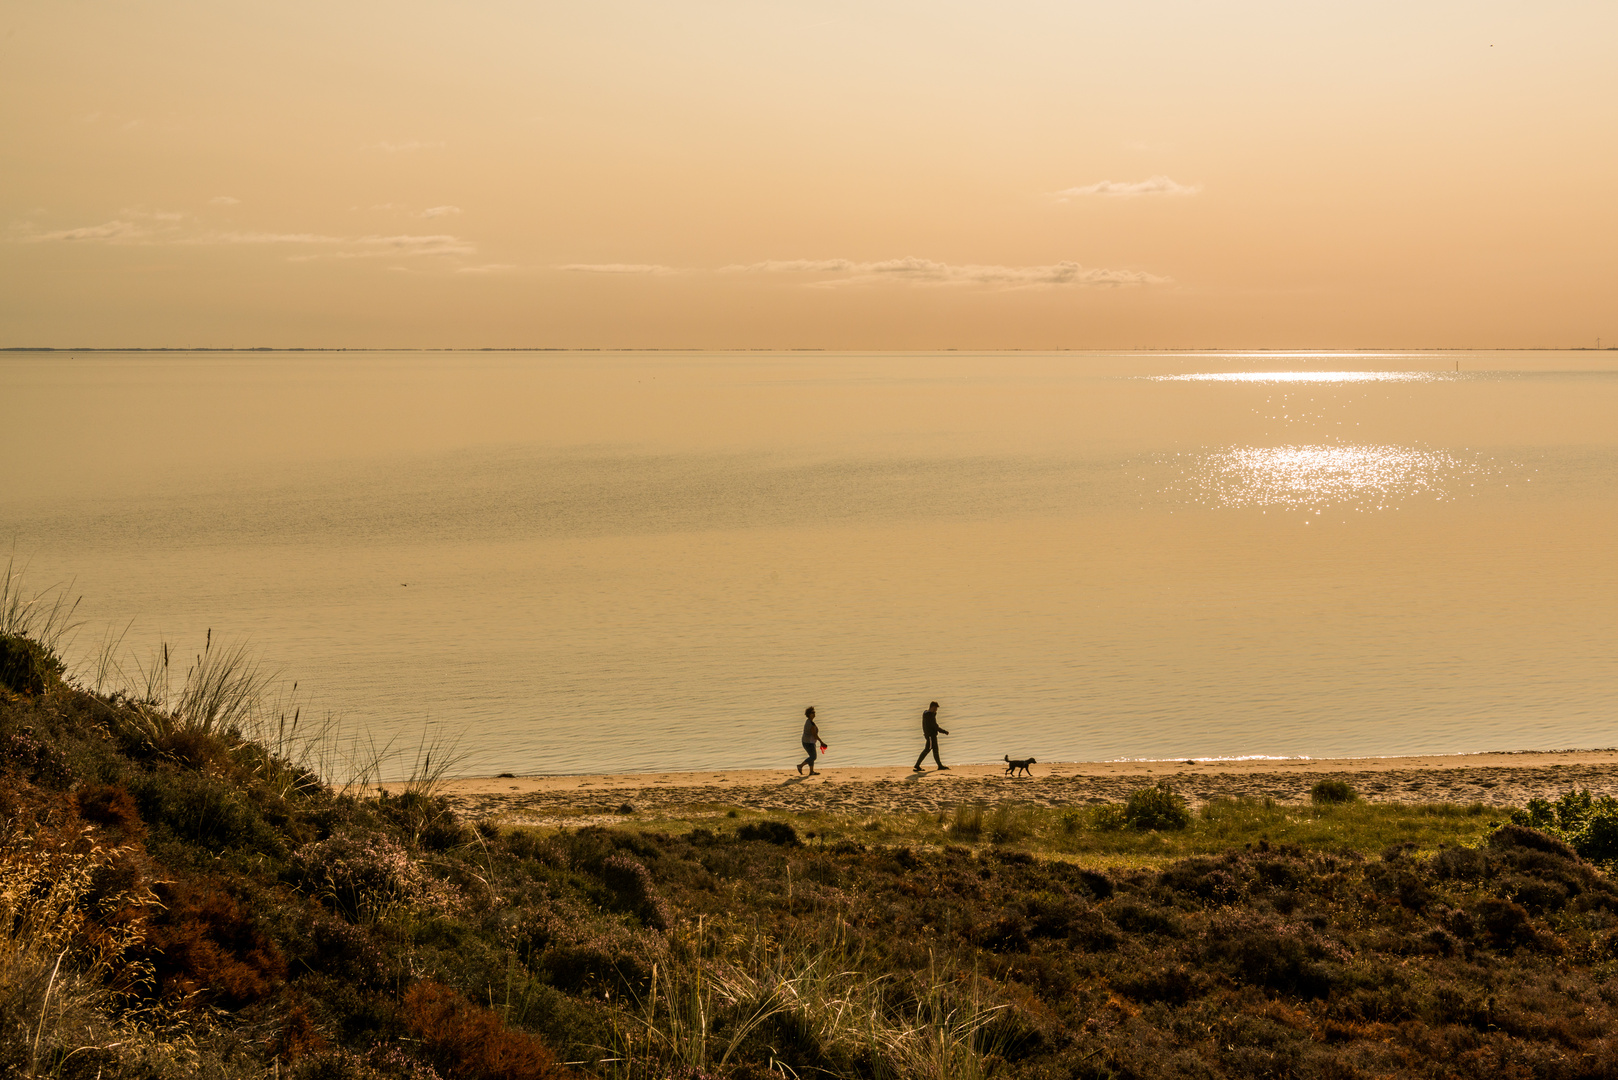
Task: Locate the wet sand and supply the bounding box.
[385,750,1618,826]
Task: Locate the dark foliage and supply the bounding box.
[1309,778,1357,805]
[1124,780,1192,830]
[139,877,287,1008]
[0,632,65,695]
[736,819,801,845]
[403,981,572,1080]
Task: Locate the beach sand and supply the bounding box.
[386,750,1618,827]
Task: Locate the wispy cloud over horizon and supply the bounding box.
[23,219,147,243]
[17,219,475,260]
[1053,176,1201,200]
[720,258,856,273]
[726,256,1170,289]
[557,263,681,275]
[420,205,462,218]
[209,195,241,206]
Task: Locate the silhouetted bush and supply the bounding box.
[736,819,799,845]
[0,633,64,696]
[1310,778,1358,804]
[1124,781,1192,831]
[597,853,671,930]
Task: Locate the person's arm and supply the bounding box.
[939,727,949,735]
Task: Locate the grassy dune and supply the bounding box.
[4,612,1618,1079]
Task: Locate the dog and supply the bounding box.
[1003,754,1036,777]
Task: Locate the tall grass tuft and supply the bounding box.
[0,819,156,1076]
[950,802,986,839]
[0,553,80,656]
[597,921,1009,1079]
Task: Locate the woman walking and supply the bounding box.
[798,706,828,775]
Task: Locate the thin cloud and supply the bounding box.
[454,263,519,274]
[188,231,345,245]
[288,234,477,260]
[210,196,241,206]
[1053,175,1201,200]
[729,255,1169,289]
[557,263,680,275]
[420,205,462,218]
[19,221,474,261]
[24,220,146,242]
[720,258,855,273]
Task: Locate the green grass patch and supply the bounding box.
[567,796,1500,869]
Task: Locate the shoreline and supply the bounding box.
[386,749,1618,825]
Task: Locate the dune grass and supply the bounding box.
[608,795,1499,871]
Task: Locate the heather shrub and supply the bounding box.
[598,853,671,930]
[301,912,394,987]
[295,829,461,923]
[403,981,572,1080]
[75,783,146,840]
[1125,781,1192,831]
[1310,778,1358,805]
[0,725,73,788]
[139,878,286,1007]
[736,820,799,846]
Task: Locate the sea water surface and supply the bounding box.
[3,350,1616,778]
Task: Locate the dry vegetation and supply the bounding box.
[5,579,1618,1078]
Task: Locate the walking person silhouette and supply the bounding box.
[913,701,949,772]
[798,706,827,775]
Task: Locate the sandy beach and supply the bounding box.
[387,750,1618,826]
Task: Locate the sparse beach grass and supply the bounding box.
[544,795,1498,873]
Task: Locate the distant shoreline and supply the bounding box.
[6,347,1618,353]
[391,749,1618,825]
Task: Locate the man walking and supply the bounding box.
[913,701,949,772]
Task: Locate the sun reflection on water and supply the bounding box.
[1166,444,1501,511]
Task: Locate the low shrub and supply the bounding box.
[403,980,572,1080]
[140,878,286,1008]
[295,830,461,923]
[735,820,799,846]
[0,634,64,696]
[1310,779,1358,805]
[598,853,671,930]
[0,725,72,788]
[1125,782,1192,831]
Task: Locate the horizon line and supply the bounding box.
[4,346,1615,354]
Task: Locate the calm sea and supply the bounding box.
[3,350,1616,778]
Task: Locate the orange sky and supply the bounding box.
[2,1,1614,349]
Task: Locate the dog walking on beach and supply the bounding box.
[798,707,827,775]
[913,701,949,772]
[1004,755,1036,777]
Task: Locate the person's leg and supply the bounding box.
[802,741,818,774]
[929,734,944,768]
[914,741,929,770]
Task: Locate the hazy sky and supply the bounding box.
[3,1,1614,349]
